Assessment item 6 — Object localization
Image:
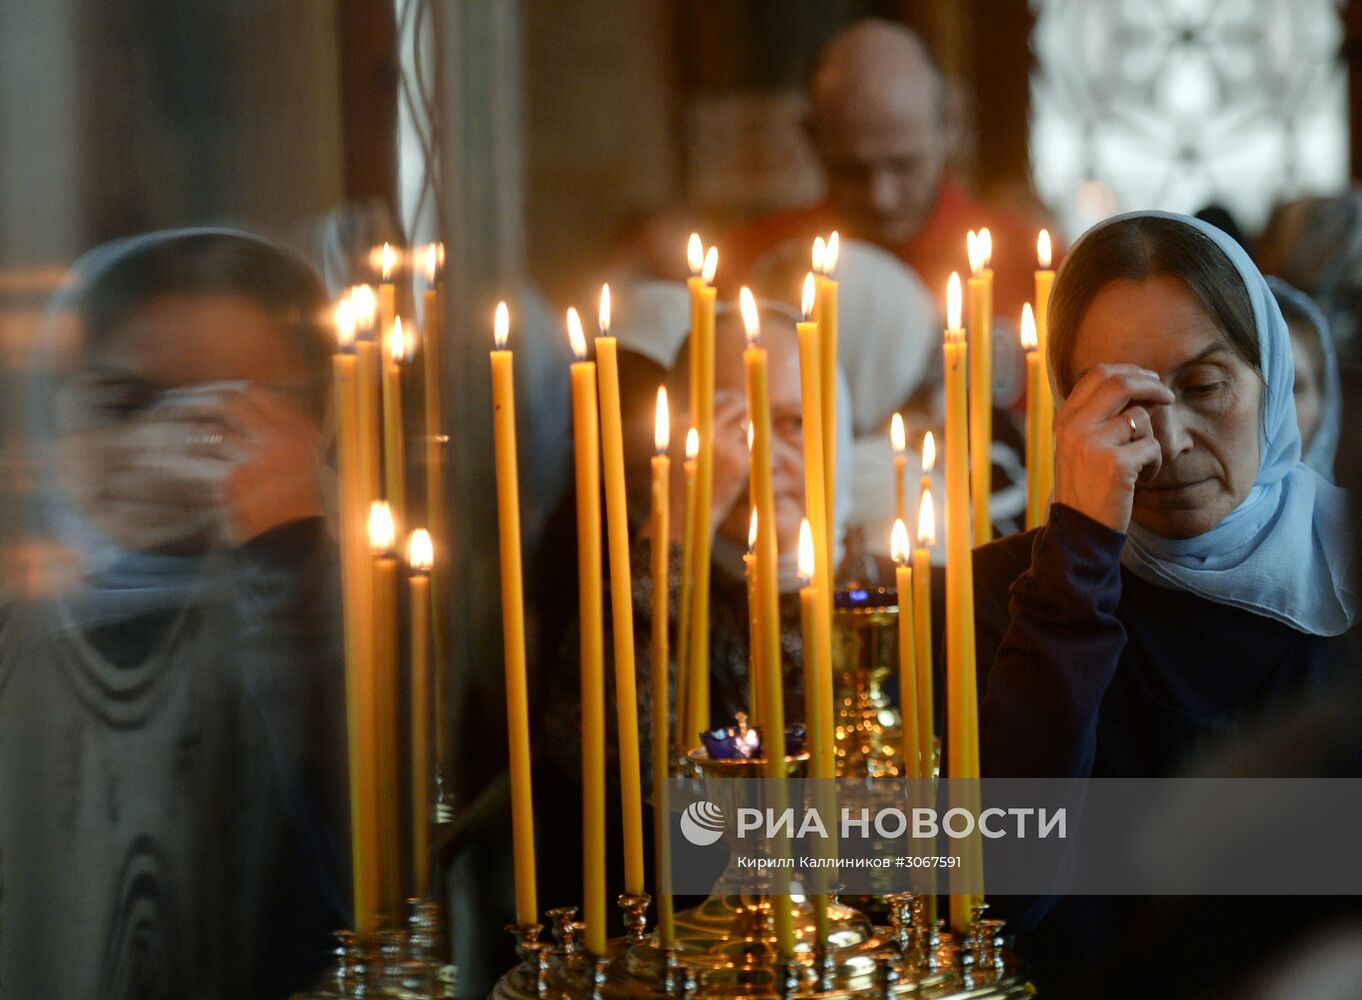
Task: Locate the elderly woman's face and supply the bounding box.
[1070,275,1262,539]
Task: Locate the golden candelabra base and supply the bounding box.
[307,898,455,999]
[488,894,1030,999]
[491,748,1028,999]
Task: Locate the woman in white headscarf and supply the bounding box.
[966,212,1357,992]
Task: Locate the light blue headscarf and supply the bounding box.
[1266,276,1341,480]
[1056,211,1357,638]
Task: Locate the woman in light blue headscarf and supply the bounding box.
[1268,276,1341,480]
[962,212,1357,991]
[1,230,347,999]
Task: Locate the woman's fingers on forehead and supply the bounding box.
[1071,365,1174,416]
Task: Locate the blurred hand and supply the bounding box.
[1052,364,1171,534]
[155,382,324,544]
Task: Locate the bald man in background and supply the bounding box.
[725,19,1039,317]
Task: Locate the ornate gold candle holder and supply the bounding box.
[486,742,1029,999]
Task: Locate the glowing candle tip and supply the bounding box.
[739,287,760,346]
[891,518,910,565]
[566,307,588,360]
[494,301,510,349]
[797,517,814,581]
[946,273,963,332]
[916,488,936,547]
[408,528,434,572]
[369,501,396,553]
[654,385,670,454]
[1021,302,1037,351]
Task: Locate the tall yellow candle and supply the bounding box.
[674,429,698,756]
[567,307,608,956]
[490,303,539,927]
[381,318,408,536]
[891,413,907,526]
[891,519,921,780]
[1021,304,1044,530]
[333,300,381,933]
[796,517,833,948]
[352,285,382,509]
[593,284,646,896]
[420,246,449,758]
[794,274,835,786]
[687,245,718,740]
[943,275,981,931]
[744,510,761,727]
[407,530,433,894]
[369,501,402,922]
[913,488,936,781]
[813,235,839,569]
[967,230,993,546]
[650,387,675,947]
[1035,231,1056,521]
[739,287,795,958]
[914,488,938,925]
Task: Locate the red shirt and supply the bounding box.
[721,175,1046,322]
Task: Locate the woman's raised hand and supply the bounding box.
[1051,364,1172,534]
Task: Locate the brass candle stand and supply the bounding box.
[310,898,456,999]
[487,746,1030,999]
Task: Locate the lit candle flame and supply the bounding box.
[566,307,587,361]
[891,517,910,566]
[946,273,962,331]
[812,236,826,275]
[979,227,992,268]
[388,318,408,363]
[599,283,611,336]
[797,517,814,582]
[408,528,434,572]
[494,301,510,350]
[702,245,718,285]
[423,243,439,285]
[746,420,754,452]
[966,230,983,277]
[1038,229,1052,269]
[335,297,356,350]
[688,233,703,276]
[891,413,906,454]
[826,231,840,275]
[352,284,377,332]
[739,286,759,346]
[748,507,759,554]
[369,501,396,553]
[922,431,936,473]
[685,426,699,461]
[801,272,816,321]
[381,242,398,282]
[655,385,670,454]
[917,487,936,547]
[1020,302,1037,351]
